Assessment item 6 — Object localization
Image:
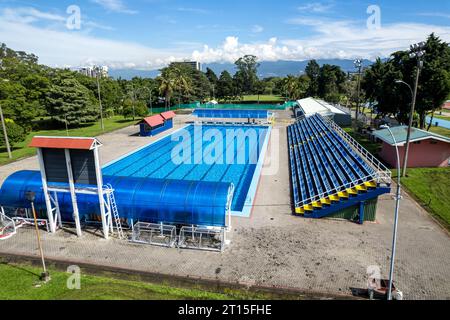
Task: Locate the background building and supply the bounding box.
[294,97,352,126]
[373,126,450,168]
[78,65,109,78]
[171,61,202,71]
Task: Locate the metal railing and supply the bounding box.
[131,222,177,248]
[323,117,391,184]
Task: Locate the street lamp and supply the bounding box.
[380,124,402,301]
[93,66,105,132]
[401,41,426,177]
[354,59,363,123]
[0,60,12,159]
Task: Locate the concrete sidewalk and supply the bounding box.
[0,113,449,300]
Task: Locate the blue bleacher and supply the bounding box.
[287,114,391,219]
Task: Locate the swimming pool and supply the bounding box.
[103,124,271,217]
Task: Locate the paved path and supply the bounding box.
[1,112,449,299]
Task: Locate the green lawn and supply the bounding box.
[0,262,271,300]
[343,127,381,155]
[240,95,285,102]
[392,168,450,230]
[434,115,450,121]
[0,116,136,166]
[429,125,450,138]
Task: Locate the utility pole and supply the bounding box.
[402,42,426,177]
[0,59,12,159]
[354,59,363,123]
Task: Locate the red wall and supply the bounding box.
[380,140,450,168]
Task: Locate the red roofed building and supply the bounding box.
[160,111,176,120]
[30,136,101,150]
[442,100,450,110]
[138,114,168,136]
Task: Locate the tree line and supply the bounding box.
[1,33,449,148]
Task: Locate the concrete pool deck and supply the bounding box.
[1,110,450,299]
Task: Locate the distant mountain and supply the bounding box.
[109,59,375,80]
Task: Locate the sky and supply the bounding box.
[0,0,449,70]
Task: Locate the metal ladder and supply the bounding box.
[105,184,124,239]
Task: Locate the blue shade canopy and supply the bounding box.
[0,170,233,227]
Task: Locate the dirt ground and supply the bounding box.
[0,110,449,300]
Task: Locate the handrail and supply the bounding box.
[323,116,391,183]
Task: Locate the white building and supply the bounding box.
[295,97,351,126]
[78,65,109,78]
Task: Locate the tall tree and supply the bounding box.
[234,55,260,94]
[46,72,97,126]
[318,64,346,103]
[217,70,234,101]
[205,67,218,97]
[305,60,320,97]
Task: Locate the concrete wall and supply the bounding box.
[379,140,450,168]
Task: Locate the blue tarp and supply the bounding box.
[0,170,232,227]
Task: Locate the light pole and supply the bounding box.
[401,42,426,177]
[0,60,12,159]
[26,191,50,282]
[380,124,401,301]
[94,66,105,132]
[354,59,363,123]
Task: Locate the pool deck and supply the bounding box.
[1,110,450,299]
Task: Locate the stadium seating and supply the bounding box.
[287,114,391,218]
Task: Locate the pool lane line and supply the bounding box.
[143,124,207,179]
[102,124,191,171]
[165,126,227,181]
[112,125,196,177]
[109,124,198,178]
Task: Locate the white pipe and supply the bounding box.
[65,149,82,237]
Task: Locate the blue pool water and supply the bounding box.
[103,124,270,215]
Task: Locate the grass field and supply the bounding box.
[429,125,450,138]
[240,95,285,102]
[343,127,381,155]
[0,116,136,166]
[0,262,272,300]
[392,168,450,230]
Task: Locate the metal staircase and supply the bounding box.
[104,184,124,239]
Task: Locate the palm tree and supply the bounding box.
[158,74,175,110]
[171,66,193,106]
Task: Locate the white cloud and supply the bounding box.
[192,19,450,63]
[298,2,334,13]
[1,6,114,32]
[1,5,450,70]
[0,18,181,69]
[252,25,264,33]
[91,0,137,14]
